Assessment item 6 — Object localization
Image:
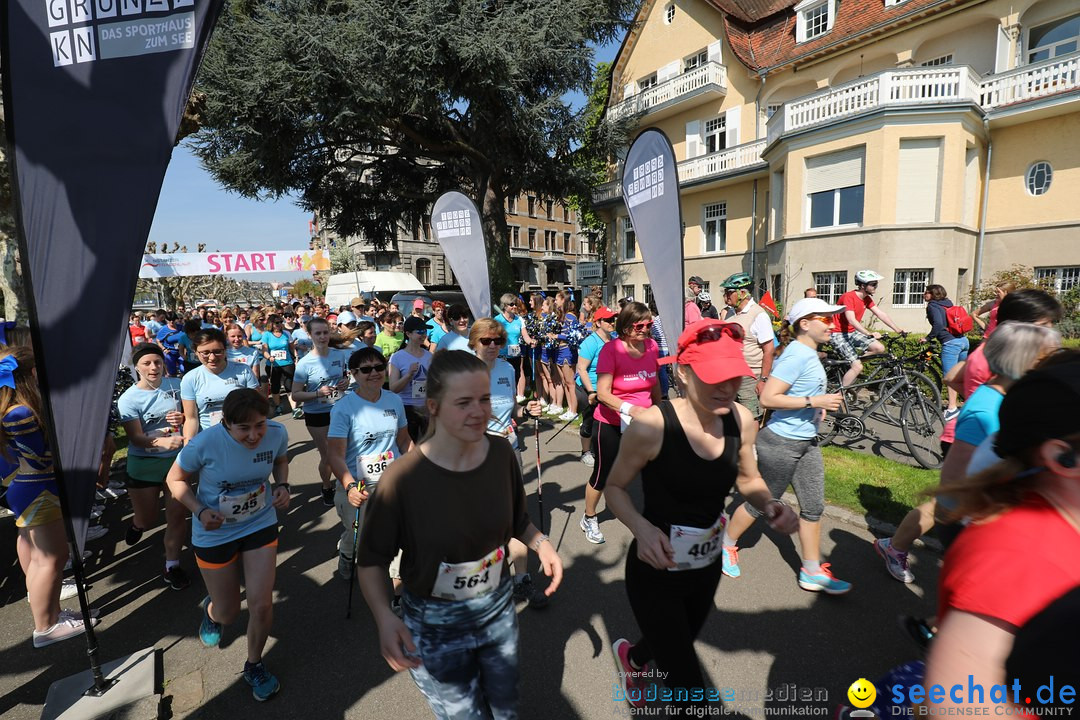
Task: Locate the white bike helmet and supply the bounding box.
[698,291,712,303]
[854,270,884,284]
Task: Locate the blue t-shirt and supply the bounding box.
[180,362,260,430]
[436,331,471,353]
[291,328,314,360]
[178,421,289,548]
[293,349,351,414]
[328,390,407,485]
[954,384,1004,447]
[156,325,184,352]
[426,319,448,347]
[388,348,432,407]
[144,319,162,336]
[766,341,827,441]
[495,314,523,358]
[226,346,262,371]
[487,359,517,435]
[575,332,606,389]
[262,331,293,367]
[116,379,183,458]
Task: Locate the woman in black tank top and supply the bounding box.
[604,320,799,713]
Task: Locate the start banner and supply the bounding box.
[139,249,331,278]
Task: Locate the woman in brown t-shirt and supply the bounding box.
[356,350,562,718]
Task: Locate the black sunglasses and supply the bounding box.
[353,364,386,374]
[478,337,506,347]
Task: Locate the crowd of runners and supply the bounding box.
[3,275,1077,716]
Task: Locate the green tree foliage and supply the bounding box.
[191,0,637,295]
[291,278,323,298]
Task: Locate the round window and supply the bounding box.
[1026,161,1053,196]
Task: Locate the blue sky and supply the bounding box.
[147,38,622,283]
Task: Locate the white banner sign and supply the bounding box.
[139,249,330,278]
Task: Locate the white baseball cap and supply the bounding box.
[336,310,358,326]
[785,298,846,325]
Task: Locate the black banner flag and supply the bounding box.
[1,0,224,543]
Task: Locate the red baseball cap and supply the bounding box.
[659,319,753,384]
[593,306,616,321]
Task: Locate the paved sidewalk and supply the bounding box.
[0,416,938,719]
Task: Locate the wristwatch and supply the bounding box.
[346,481,360,492]
[804,397,813,409]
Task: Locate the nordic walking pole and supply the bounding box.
[533,415,546,536]
[345,502,361,620]
[545,412,577,445]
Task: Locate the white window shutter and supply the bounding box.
[725,106,740,147]
[658,60,681,83]
[994,25,1011,73]
[896,139,942,224]
[624,82,637,100]
[707,41,722,64]
[805,146,866,194]
[686,120,701,159]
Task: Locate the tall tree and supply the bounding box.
[191,0,637,296]
[0,106,29,323]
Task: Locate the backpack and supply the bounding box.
[945,305,973,336]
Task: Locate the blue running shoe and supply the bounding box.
[721,545,741,578]
[199,596,222,647]
[798,563,852,594]
[243,661,280,701]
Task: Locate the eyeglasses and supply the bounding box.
[683,323,745,350]
[478,337,506,347]
[631,320,654,332]
[451,316,469,323]
[353,364,387,374]
[597,317,614,324]
[197,349,226,358]
[411,328,428,334]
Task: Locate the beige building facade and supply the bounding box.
[594,0,1080,327]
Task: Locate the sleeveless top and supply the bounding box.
[640,401,741,532]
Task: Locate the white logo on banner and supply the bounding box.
[47,0,196,67]
[435,209,473,238]
[626,154,666,209]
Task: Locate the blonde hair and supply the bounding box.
[0,346,45,462]
[423,350,489,441]
[468,318,506,349]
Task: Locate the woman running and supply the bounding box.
[225,324,264,389]
[718,298,850,592]
[581,301,660,546]
[181,329,260,441]
[260,314,297,418]
[356,350,562,718]
[469,319,546,606]
[605,320,798,710]
[166,389,291,701]
[117,344,190,589]
[327,347,413,587]
[1,346,100,647]
[291,318,352,507]
[388,316,433,442]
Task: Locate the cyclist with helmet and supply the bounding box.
[720,272,776,420]
[698,292,719,320]
[829,270,904,388]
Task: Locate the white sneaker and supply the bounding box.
[85,524,108,542]
[580,514,605,544]
[107,478,126,491]
[546,406,563,416]
[33,617,88,648]
[516,395,526,403]
[60,607,100,622]
[102,486,126,499]
[559,410,577,421]
[580,451,595,467]
[28,577,79,603]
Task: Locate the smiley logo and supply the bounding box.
[847,678,876,709]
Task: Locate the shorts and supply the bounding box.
[269,364,295,395]
[125,454,176,486]
[736,375,762,419]
[555,346,575,366]
[830,331,875,363]
[575,386,597,440]
[304,411,331,428]
[541,347,553,364]
[193,523,279,569]
[6,479,63,528]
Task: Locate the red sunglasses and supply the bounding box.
[683,323,745,351]
[631,320,654,332]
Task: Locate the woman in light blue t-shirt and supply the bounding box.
[720,299,850,595]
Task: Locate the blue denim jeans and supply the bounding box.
[941,336,970,377]
[403,575,519,719]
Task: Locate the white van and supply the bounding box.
[324,271,426,309]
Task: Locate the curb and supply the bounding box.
[781,491,943,553]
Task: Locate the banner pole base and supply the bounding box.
[41,647,162,720]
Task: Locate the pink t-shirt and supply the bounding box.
[940,344,992,444]
[594,338,659,426]
[684,301,702,326]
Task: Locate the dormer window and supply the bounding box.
[795,0,835,42]
[664,2,675,24]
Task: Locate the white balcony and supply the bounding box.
[610,62,727,122]
[679,139,768,183]
[542,249,566,262]
[510,246,531,258]
[592,180,623,204]
[980,51,1080,109]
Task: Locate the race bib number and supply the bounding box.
[411,379,427,399]
[270,349,287,362]
[319,384,344,405]
[358,450,395,484]
[431,546,505,601]
[234,355,250,365]
[507,345,521,358]
[208,410,223,427]
[219,484,267,523]
[669,516,726,571]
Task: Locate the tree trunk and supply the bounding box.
[479,184,513,299]
[0,233,28,323]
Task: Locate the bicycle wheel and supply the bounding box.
[901,394,945,469]
[907,370,942,410]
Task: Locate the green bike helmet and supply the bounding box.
[721,272,753,290]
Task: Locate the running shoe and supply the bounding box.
[125,523,144,546]
[873,538,914,583]
[163,565,191,591]
[798,563,852,594]
[580,451,595,467]
[28,577,79,603]
[558,410,577,421]
[580,514,605,544]
[85,524,108,542]
[242,661,280,702]
[199,596,222,647]
[721,546,741,579]
[546,405,563,416]
[33,617,88,648]
[516,395,527,403]
[291,407,304,420]
[943,407,961,422]
[102,486,126,499]
[107,478,126,491]
[611,638,647,709]
[90,504,105,520]
[321,486,335,507]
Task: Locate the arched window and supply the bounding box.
[415,258,432,285]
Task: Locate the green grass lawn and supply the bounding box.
[112,427,129,464]
[821,445,939,526]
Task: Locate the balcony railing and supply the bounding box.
[980,51,1080,109]
[679,139,767,182]
[542,249,566,261]
[510,246,531,257]
[592,180,623,204]
[610,62,727,121]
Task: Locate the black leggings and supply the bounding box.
[575,387,597,440]
[588,421,621,491]
[625,545,723,709]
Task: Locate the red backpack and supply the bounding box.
[945,305,973,336]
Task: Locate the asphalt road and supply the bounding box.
[0,415,940,719]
